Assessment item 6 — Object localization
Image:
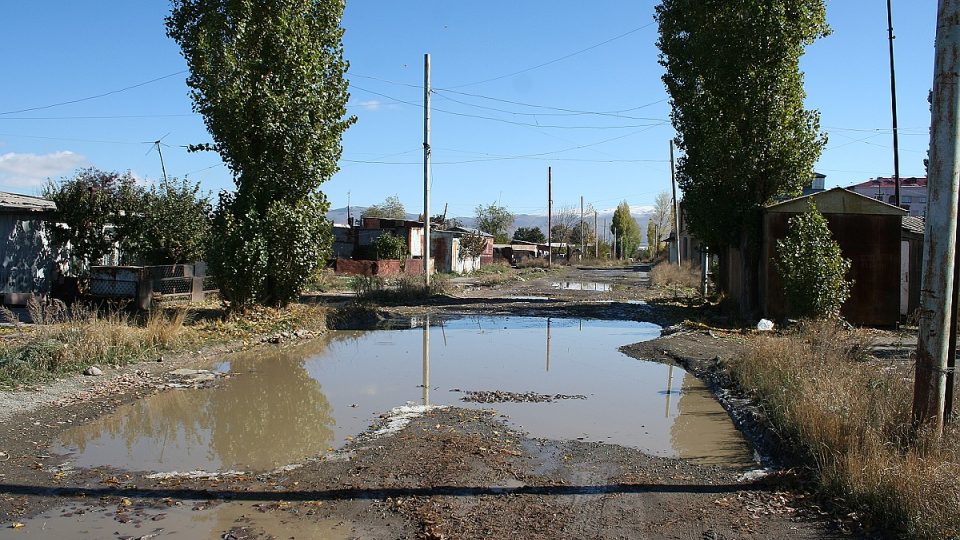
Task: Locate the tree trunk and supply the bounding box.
[737,230,761,320]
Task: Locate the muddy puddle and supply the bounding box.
[53,316,754,472]
[0,500,353,539]
[551,281,612,291]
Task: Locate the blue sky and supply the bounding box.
[0,1,938,217]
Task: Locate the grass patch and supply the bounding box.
[350,274,449,303]
[0,300,330,388]
[730,321,960,538]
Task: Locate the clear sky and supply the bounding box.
[0,1,939,217]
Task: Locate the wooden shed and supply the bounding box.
[761,188,907,327]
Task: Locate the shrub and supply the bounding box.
[775,201,852,319]
[373,232,407,260]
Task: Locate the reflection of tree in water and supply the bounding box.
[59,337,339,471]
[58,388,214,465]
[209,340,336,469]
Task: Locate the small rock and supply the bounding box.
[83,366,103,376]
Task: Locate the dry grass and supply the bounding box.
[731,321,960,538]
[649,261,700,289]
[0,304,198,386]
[0,300,331,387]
[516,257,549,269]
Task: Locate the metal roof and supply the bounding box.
[0,192,56,213]
[902,215,925,235]
[766,187,907,216]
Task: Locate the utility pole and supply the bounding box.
[887,0,902,208]
[579,196,584,256]
[347,191,351,226]
[423,53,432,285]
[594,210,599,258]
[548,167,553,267]
[669,140,681,266]
[914,0,960,436]
[603,218,607,258]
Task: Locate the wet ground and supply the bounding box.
[0,265,842,538]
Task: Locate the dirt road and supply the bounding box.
[0,265,846,539]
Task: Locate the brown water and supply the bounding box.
[53,316,753,472]
[0,501,351,539]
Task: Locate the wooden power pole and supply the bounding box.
[594,210,598,258]
[547,167,553,267]
[887,0,902,208]
[914,0,960,435]
[423,53,432,285]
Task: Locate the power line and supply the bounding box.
[0,132,146,145]
[432,91,667,122]
[0,70,188,116]
[447,22,656,89]
[351,85,666,130]
[0,113,197,120]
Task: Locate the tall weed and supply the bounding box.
[731,321,960,538]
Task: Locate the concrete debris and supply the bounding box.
[83,366,103,376]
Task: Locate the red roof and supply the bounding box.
[852,177,926,189]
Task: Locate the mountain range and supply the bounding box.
[326,205,657,238]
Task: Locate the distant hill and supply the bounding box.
[326,205,656,243]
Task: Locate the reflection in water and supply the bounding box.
[55,317,754,473]
[551,281,613,291]
[4,502,352,540]
[56,339,336,472]
[422,315,430,406]
[670,372,754,466]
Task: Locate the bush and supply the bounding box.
[373,233,407,260]
[351,274,447,303]
[775,201,852,319]
[123,177,212,265]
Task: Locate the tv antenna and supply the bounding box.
[143,133,171,183]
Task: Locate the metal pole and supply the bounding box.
[670,140,681,266]
[914,0,960,436]
[888,0,902,208]
[548,167,552,267]
[423,54,431,285]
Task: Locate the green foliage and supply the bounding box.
[167,0,353,307]
[610,201,641,258]
[475,203,514,242]
[124,177,212,265]
[775,201,852,319]
[512,226,545,244]
[458,233,488,260]
[569,220,594,248]
[43,168,140,273]
[656,0,828,311]
[362,195,407,219]
[372,232,407,260]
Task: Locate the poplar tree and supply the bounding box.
[656,0,828,316]
[167,0,355,307]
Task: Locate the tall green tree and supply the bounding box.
[474,203,514,243]
[513,226,546,244]
[656,0,828,315]
[610,201,641,258]
[167,0,354,307]
[361,195,406,219]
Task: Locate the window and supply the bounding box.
[902,196,912,203]
[920,197,927,203]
